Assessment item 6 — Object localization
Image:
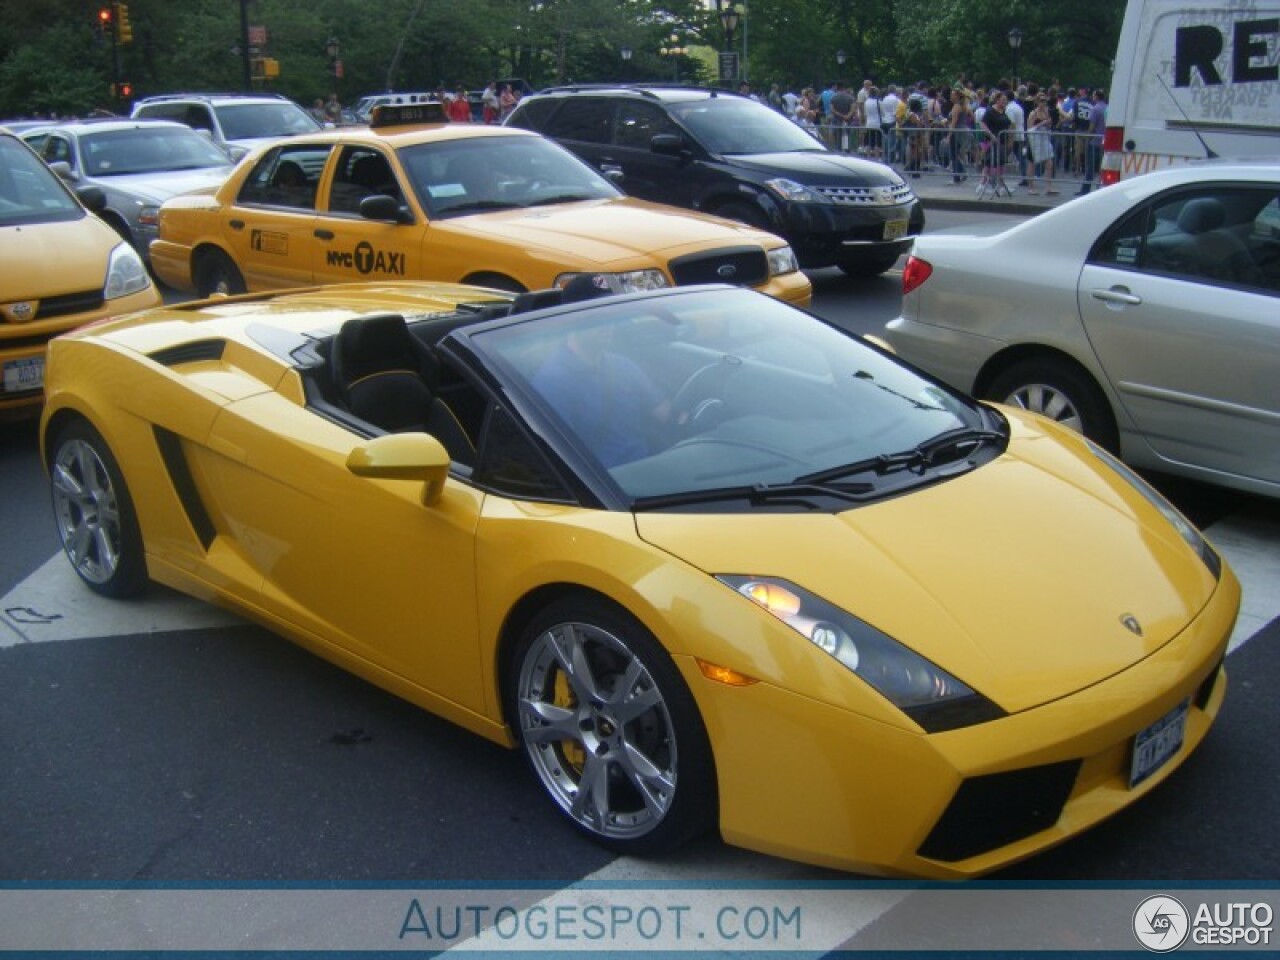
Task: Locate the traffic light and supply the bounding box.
[115,3,133,43]
[97,6,113,39]
[118,81,133,98]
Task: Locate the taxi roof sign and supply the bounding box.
[369,101,447,128]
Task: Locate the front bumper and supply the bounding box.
[782,199,925,268]
[755,269,813,307]
[680,563,1238,879]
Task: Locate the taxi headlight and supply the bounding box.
[766,245,799,276]
[717,575,1005,732]
[1085,440,1221,579]
[104,243,151,301]
[555,269,670,293]
[764,178,824,203]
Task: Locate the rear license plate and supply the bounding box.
[2,357,43,394]
[883,219,908,241]
[1129,699,1189,788]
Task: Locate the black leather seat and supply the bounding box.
[330,313,474,460]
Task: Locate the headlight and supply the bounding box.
[1086,440,1221,579]
[104,243,151,300]
[717,575,1006,733]
[766,245,799,276]
[554,269,669,293]
[764,178,824,203]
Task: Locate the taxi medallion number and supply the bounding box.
[1129,698,1188,788]
[2,357,43,394]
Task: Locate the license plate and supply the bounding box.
[883,219,909,241]
[2,356,43,394]
[1129,699,1189,788]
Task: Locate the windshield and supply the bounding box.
[472,288,987,504]
[397,134,620,218]
[214,102,322,141]
[80,127,233,176]
[0,135,83,226]
[668,97,828,155]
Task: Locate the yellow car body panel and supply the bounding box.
[149,124,810,306]
[39,283,1236,878]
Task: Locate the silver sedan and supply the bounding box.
[22,119,235,262]
[886,160,1279,498]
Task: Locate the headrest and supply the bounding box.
[1177,197,1225,235]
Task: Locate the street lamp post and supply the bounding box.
[326,36,342,83]
[719,3,740,84]
[659,33,683,82]
[836,48,847,75]
[1007,27,1023,85]
[620,43,632,82]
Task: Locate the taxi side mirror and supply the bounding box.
[360,194,413,224]
[346,433,451,505]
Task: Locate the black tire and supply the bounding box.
[837,248,903,277]
[985,357,1119,452]
[48,418,147,598]
[715,200,773,232]
[195,249,246,298]
[507,595,716,855]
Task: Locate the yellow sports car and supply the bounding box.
[149,103,810,306]
[40,279,1237,879]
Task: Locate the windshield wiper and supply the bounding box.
[633,479,874,512]
[527,193,596,206]
[440,200,521,215]
[797,427,1006,485]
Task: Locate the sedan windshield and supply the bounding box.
[397,135,620,218]
[668,97,827,155]
[80,127,233,176]
[472,288,992,504]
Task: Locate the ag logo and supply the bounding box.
[1133,895,1190,952]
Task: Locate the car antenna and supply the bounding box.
[1156,74,1218,160]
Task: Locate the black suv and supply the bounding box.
[507,85,924,276]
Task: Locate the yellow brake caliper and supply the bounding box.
[554,669,586,774]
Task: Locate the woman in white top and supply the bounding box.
[862,87,883,158]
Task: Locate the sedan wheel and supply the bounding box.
[986,358,1118,452]
[510,598,714,854]
[49,419,147,598]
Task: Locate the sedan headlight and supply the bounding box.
[764,178,824,204]
[717,575,1006,732]
[1086,440,1221,579]
[554,269,670,294]
[766,245,799,276]
[103,243,151,300]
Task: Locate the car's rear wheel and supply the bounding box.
[195,249,246,298]
[48,418,147,598]
[837,248,903,277]
[508,596,715,855]
[986,358,1118,452]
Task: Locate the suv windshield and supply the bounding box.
[668,96,827,155]
[213,102,321,141]
[398,135,619,218]
[0,135,83,226]
[80,127,232,176]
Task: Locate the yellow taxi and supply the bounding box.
[0,129,160,416]
[150,103,811,305]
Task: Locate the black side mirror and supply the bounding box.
[650,134,686,157]
[360,194,413,224]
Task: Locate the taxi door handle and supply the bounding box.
[229,219,244,230]
[314,229,335,240]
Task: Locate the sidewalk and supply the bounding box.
[908,170,1083,217]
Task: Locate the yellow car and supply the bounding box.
[0,129,160,416]
[40,279,1236,879]
[150,103,811,306]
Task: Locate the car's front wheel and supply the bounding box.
[195,249,246,298]
[985,357,1118,452]
[509,596,716,855]
[48,418,147,598]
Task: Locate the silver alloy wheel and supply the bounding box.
[1000,382,1085,434]
[51,438,122,585]
[516,620,677,841]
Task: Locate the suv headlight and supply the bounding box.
[766,245,799,276]
[765,178,824,203]
[717,575,1006,732]
[104,243,151,300]
[554,269,669,293]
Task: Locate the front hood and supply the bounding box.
[726,151,903,185]
[634,414,1220,714]
[97,167,233,204]
[0,217,116,300]
[441,198,780,267]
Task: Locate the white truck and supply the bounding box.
[1102,0,1279,184]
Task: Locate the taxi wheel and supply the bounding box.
[196,250,247,298]
[986,358,1119,453]
[508,596,716,855]
[48,418,147,599]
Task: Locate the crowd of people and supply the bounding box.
[762,77,1109,196]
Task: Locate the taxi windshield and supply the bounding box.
[397,135,619,218]
[0,135,83,226]
[470,288,990,505]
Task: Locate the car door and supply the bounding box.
[606,99,700,208]
[1078,184,1280,484]
[538,96,616,176]
[311,145,420,284]
[224,144,331,290]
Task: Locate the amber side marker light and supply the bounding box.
[696,658,759,687]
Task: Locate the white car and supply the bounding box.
[886,160,1279,498]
